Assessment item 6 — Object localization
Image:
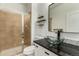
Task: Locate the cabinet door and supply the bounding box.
[42,47,57,56]
[34,43,57,56]
[34,43,45,56]
[35,47,45,56]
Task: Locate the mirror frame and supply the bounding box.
[48,3,54,32]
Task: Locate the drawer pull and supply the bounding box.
[45,52,49,55]
[33,44,38,48]
[35,45,38,48]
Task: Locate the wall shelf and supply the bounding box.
[36,16,46,27]
[37,20,46,23]
[38,16,44,19]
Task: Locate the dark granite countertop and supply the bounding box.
[34,39,79,56]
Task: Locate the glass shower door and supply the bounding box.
[0,10,22,56]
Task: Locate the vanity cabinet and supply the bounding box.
[33,43,57,56]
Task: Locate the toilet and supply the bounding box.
[23,46,35,56]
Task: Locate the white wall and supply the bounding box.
[31,3,38,43]
[33,3,48,41]
[35,3,48,36]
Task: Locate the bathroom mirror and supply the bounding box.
[48,3,79,32]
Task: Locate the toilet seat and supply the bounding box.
[23,46,35,56]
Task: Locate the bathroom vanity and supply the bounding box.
[33,39,68,56]
[33,39,79,56]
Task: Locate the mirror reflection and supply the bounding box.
[48,3,79,32]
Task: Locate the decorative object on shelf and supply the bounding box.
[36,16,46,27]
[38,16,44,19]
